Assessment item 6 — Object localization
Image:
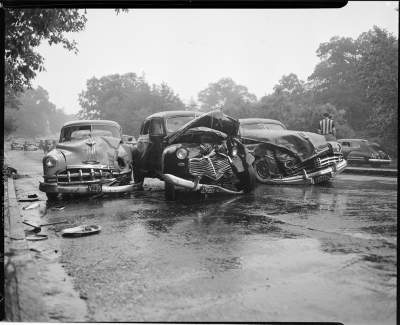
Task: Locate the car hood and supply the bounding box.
[55,136,121,166]
[241,129,330,160]
[166,110,239,145]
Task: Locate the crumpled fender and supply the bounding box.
[252,141,300,161]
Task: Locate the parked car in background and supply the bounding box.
[337,139,391,167]
[132,110,256,200]
[39,120,136,200]
[11,138,25,150]
[122,134,137,145]
[23,140,39,151]
[239,118,347,185]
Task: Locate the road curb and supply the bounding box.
[342,167,397,177]
[4,177,49,322]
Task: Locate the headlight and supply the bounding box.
[44,157,57,168]
[231,146,238,157]
[176,148,188,160]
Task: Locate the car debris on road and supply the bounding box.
[22,202,40,210]
[26,234,48,241]
[61,225,101,237]
[23,220,68,233]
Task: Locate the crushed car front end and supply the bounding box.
[243,130,347,185]
[161,111,256,199]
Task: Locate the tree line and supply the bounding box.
[4,8,397,155]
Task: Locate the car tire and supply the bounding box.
[46,193,58,201]
[165,182,176,201]
[253,157,273,183]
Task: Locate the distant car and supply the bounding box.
[24,140,39,151]
[337,139,391,168]
[122,134,137,145]
[11,138,25,150]
[132,110,256,200]
[239,118,347,185]
[39,120,136,200]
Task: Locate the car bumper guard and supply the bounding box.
[39,182,140,194]
[162,174,244,195]
[264,159,348,185]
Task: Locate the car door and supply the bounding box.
[147,118,166,172]
[135,119,151,170]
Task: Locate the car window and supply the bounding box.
[165,116,196,133]
[92,124,120,138]
[60,124,120,142]
[341,142,351,147]
[150,119,164,135]
[350,142,361,149]
[141,120,150,135]
[241,122,286,130]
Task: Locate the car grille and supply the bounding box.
[289,154,344,176]
[189,156,233,181]
[56,166,126,185]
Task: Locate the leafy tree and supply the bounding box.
[308,36,369,130]
[78,73,186,136]
[309,26,398,154]
[5,86,73,138]
[4,9,87,96]
[357,26,398,153]
[197,77,257,117]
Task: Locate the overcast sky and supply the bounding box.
[32,1,399,115]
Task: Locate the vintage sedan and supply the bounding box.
[39,120,136,200]
[239,118,347,185]
[132,110,256,200]
[337,139,391,167]
[11,138,25,150]
[24,140,39,151]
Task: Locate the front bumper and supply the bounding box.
[265,159,347,185]
[39,182,139,194]
[163,174,244,195]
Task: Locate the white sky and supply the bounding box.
[32,1,399,114]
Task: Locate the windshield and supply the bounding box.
[165,116,196,133]
[241,122,286,131]
[60,124,120,142]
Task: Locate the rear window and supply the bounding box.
[241,122,286,131]
[165,116,196,133]
[60,124,120,142]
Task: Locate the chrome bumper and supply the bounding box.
[39,182,139,194]
[264,159,347,185]
[163,174,244,195]
[368,158,391,164]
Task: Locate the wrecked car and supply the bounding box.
[132,110,256,200]
[239,118,347,185]
[338,139,391,168]
[39,120,136,200]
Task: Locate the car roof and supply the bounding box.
[145,110,198,119]
[62,120,121,128]
[239,118,285,126]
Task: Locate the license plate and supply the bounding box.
[314,174,331,184]
[88,183,102,193]
[201,186,218,194]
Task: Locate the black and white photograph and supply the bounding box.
[2,1,398,323]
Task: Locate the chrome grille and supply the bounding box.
[189,156,232,181]
[56,166,126,185]
[289,154,343,176]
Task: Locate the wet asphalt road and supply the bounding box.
[6,149,397,324]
